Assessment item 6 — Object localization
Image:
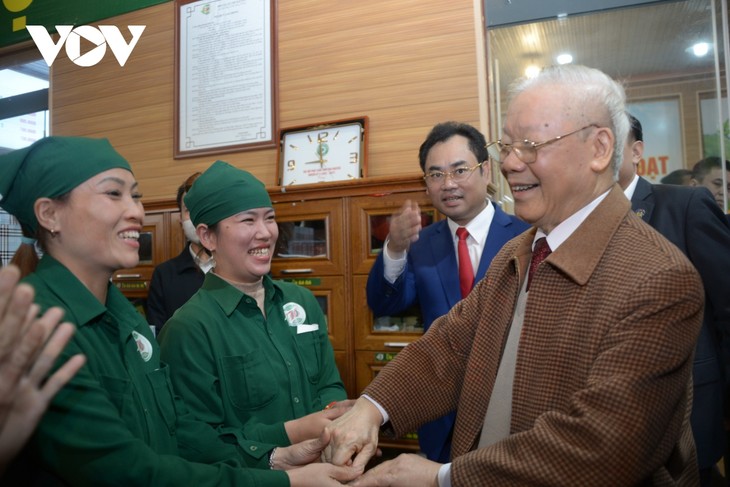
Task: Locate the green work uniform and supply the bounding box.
[159,273,346,447]
[9,256,288,487]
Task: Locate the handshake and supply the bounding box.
[281,398,441,487]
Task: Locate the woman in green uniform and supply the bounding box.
[158,161,350,449]
[0,136,359,486]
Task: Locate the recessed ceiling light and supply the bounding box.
[525,65,540,78]
[556,53,573,65]
[692,42,709,57]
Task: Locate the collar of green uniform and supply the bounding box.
[202,272,281,316]
[32,255,108,326]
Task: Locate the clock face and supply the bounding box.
[281,122,364,186]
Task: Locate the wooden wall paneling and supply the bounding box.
[47,0,482,202]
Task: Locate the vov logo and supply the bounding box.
[26,25,146,67]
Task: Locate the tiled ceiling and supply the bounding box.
[486,0,718,92]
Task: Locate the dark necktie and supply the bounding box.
[527,237,551,291]
[456,227,474,298]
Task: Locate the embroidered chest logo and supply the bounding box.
[283,302,307,327]
[132,330,153,362]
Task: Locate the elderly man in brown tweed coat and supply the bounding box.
[323,65,704,486]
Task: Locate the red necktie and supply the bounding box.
[456,227,474,298]
[527,237,551,291]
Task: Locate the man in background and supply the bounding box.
[691,156,730,214]
[325,65,703,486]
[621,113,730,486]
[366,121,528,462]
[146,172,214,334]
[661,168,692,185]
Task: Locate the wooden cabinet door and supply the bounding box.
[348,191,438,275]
[352,275,425,351]
[270,198,345,277]
[112,212,166,298]
[355,350,419,450]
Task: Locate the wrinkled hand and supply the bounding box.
[276,428,333,469]
[287,461,363,487]
[0,265,86,473]
[385,200,422,254]
[323,397,382,470]
[285,399,357,443]
[278,429,364,486]
[348,454,441,487]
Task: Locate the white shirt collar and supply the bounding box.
[447,200,495,245]
[536,189,612,251]
[623,174,639,201]
[189,244,215,273]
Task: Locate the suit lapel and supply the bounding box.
[476,203,511,279]
[430,220,462,307]
[631,177,655,223]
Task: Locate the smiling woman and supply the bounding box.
[158,161,350,459]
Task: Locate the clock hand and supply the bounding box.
[316,142,326,166]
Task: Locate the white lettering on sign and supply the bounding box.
[26,25,145,67]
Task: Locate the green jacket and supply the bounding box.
[10,256,288,487]
[159,273,346,447]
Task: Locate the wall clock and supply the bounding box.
[278,117,368,186]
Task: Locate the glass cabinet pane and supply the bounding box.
[372,304,424,334]
[270,199,345,277]
[368,210,436,257]
[276,219,328,258]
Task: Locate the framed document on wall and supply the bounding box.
[174,0,278,158]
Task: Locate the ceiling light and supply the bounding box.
[556,53,573,65]
[692,42,709,57]
[524,65,540,78]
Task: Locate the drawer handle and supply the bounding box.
[115,273,142,279]
[384,342,408,348]
[280,268,313,274]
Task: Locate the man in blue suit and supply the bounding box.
[619,114,730,487]
[366,122,529,462]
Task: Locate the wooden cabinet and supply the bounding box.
[112,212,165,298]
[354,349,419,449]
[112,205,183,306]
[271,199,346,277]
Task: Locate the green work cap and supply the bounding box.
[0,136,132,234]
[185,160,272,226]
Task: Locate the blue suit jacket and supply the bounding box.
[632,177,730,469]
[366,202,529,462]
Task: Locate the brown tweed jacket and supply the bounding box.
[365,186,704,486]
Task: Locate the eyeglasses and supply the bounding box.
[423,161,484,185]
[486,124,600,164]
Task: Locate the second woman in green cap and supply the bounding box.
[158,161,351,455]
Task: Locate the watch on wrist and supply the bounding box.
[268,446,277,470]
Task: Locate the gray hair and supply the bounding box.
[507,65,628,180]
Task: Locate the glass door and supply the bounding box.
[485,0,729,214]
